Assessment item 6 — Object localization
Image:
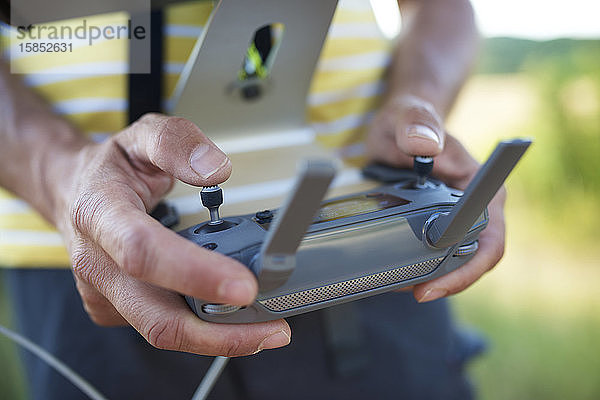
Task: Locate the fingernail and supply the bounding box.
[418,287,448,303]
[255,330,291,353]
[406,125,442,149]
[218,279,255,304]
[190,144,230,179]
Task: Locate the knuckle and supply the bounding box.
[159,117,197,142]
[129,113,165,137]
[164,116,199,135]
[456,277,475,293]
[144,317,185,351]
[217,336,246,357]
[71,246,93,281]
[492,243,505,266]
[150,117,203,160]
[481,234,506,271]
[445,274,475,296]
[70,190,105,235]
[118,226,151,278]
[216,327,259,357]
[400,99,441,126]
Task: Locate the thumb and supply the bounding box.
[117,113,232,186]
[394,95,445,157]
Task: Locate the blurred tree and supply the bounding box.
[478,38,600,243]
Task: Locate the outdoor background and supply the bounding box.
[1,1,599,399]
[449,2,600,398]
[448,36,600,399]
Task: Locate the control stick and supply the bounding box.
[200,186,224,225]
[413,156,433,188]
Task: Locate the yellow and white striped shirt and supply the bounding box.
[0,0,393,267]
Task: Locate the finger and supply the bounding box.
[430,135,479,187]
[393,285,413,293]
[393,95,445,157]
[413,227,505,302]
[70,239,130,325]
[117,113,232,187]
[413,190,506,302]
[72,193,258,305]
[366,114,414,167]
[367,131,478,187]
[107,269,291,356]
[73,240,291,356]
[73,275,128,326]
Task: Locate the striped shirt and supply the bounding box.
[0,0,393,267]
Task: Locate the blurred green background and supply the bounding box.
[1,37,599,399]
[447,37,600,400]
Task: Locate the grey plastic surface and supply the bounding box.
[427,139,532,248]
[179,139,532,324]
[179,172,485,323]
[258,160,336,291]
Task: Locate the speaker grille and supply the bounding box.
[258,257,444,312]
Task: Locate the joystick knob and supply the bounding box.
[413,156,433,188]
[200,186,224,225]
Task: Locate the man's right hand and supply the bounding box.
[50,113,291,357]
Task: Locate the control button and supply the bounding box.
[454,241,479,256]
[200,186,224,225]
[202,242,218,251]
[201,304,242,315]
[414,156,434,187]
[255,210,274,223]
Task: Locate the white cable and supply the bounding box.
[1,321,228,400]
[191,356,230,400]
[0,323,109,400]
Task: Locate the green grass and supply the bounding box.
[455,294,600,400]
[444,43,600,399]
[0,273,28,400]
[450,195,600,400]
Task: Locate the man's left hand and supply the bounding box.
[366,94,506,302]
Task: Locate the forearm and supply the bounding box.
[0,61,89,225]
[389,0,479,117]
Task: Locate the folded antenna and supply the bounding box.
[426,139,532,248]
[257,159,336,291]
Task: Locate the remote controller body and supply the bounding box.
[179,139,530,324]
[180,174,485,323]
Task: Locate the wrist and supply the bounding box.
[24,120,90,228]
[45,140,90,231]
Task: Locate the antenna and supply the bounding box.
[426,138,532,248]
[257,159,336,291]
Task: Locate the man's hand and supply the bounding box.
[367,95,506,302]
[51,113,291,356]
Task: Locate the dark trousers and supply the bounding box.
[5,269,479,400]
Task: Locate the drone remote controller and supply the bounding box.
[179,139,531,323]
